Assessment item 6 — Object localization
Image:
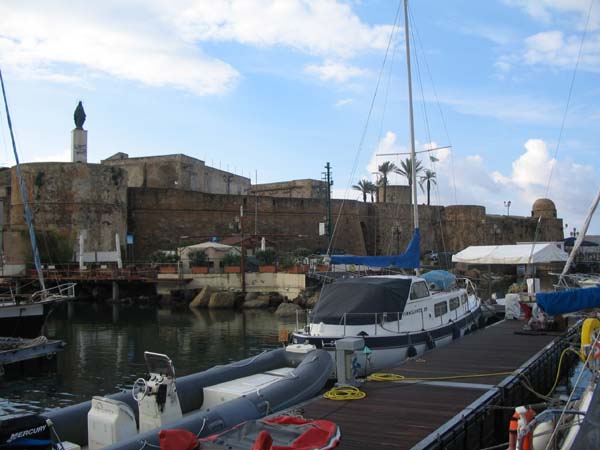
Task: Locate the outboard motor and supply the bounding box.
[0,414,52,450]
[133,352,183,434]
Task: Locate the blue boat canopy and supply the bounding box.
[421,270,456,290]
[330,229,421,269]
[537,286,600,316]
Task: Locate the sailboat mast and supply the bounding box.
[403,0,418,230]
[0,68,46,291]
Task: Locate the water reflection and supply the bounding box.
[0,302,296,415]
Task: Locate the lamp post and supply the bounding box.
[504,200,511,216]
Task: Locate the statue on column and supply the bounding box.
[74,101,86,129]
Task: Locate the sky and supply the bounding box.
[0,0,599,235]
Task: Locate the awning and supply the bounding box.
[452,243,568,265]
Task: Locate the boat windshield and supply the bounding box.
[310,278,412,325]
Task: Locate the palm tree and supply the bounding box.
[394,157,423,187]
[419,169,437,206]
[366,180,377,202]
[352,179,371,202]
[378,161,396,203]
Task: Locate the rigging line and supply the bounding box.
[327,0,403,257]
[545,0,595,198]
[376,20,400,150]
[410,7,448,258]
[410,7,457,205]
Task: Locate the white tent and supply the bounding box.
[452,243,568,265]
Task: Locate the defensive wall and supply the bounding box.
[127,188,564,260]
[0,161,565,266]
[3,163,128,265]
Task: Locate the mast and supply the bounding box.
[0,68,46,291]
[403,0,418,230]
[403,0,419,274]
[559,187,600,284]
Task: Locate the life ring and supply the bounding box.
[580,318,600,361]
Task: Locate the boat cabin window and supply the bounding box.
[434,301,448,317]
[449,297,460,311]
[410,281,430,300]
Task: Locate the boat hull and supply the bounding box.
[292,306,482,373]
[0,303,44,338]
[45,347,332,449]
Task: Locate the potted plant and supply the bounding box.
[222,253,241,273]
[151,251,179,274]
[256,249,277,273]
[189,250,209,274]
[293,247,311,273]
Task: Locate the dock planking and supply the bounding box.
[300,320,568,449]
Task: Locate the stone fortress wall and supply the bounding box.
[0,159,564,265]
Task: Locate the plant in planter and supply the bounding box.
[222,253,241,273]
[151,251,179,273]
[189,250,209,273]
[279,254,296,272]
[256,249,277,273]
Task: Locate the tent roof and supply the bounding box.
[179,242,238,252]
[452,243,568,265]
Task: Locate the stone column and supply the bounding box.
[71,128,87,163]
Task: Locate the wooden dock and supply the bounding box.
[0,336,65,376]
[300,320,577,450]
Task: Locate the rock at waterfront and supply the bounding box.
[189,286,213,308]
[269,292,285,307]
[275,302,302,317]
[242,294,271,309]
[208,291,237,309]
[245,292,260,302]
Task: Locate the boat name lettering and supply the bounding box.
[8,425,47,442]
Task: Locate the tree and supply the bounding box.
[366,180,377,202]
[352,179,372,202]
[419,169,437,206]
[378,161,396,203]
[394,157,423,187]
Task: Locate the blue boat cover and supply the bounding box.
[421,270,456,290]
[537,286,600,316]
[330,229,421,268]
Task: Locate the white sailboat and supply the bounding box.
[291,0,482,373]
[0,68,76,338]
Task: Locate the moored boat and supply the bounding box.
[0,345,332,450]
[291,272,481,373]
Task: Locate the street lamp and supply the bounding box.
[504,200,511,216]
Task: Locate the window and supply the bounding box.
[434,301,448,317]
[449,297,460,311]
[410,281,430,300]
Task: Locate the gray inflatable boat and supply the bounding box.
[37,344,332,450]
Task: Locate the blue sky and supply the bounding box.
[0,0,599,234]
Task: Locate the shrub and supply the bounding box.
[150,251,179,264]
[221,253,241,267]
[189,250,208,267]
[278,254,296,270]
[256,249,277,266]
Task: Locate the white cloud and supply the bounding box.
[522,31,600,71]
[503,0,600,30]
[0,0,392,95]
[335,98,354,107]
[305,60,369,83]
[162,0,393,59]
[0,1,239,95]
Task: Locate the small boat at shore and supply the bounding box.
[0,345,332,450]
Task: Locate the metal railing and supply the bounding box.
[32,282,76,301]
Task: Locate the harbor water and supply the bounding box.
[0,301,297,416]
